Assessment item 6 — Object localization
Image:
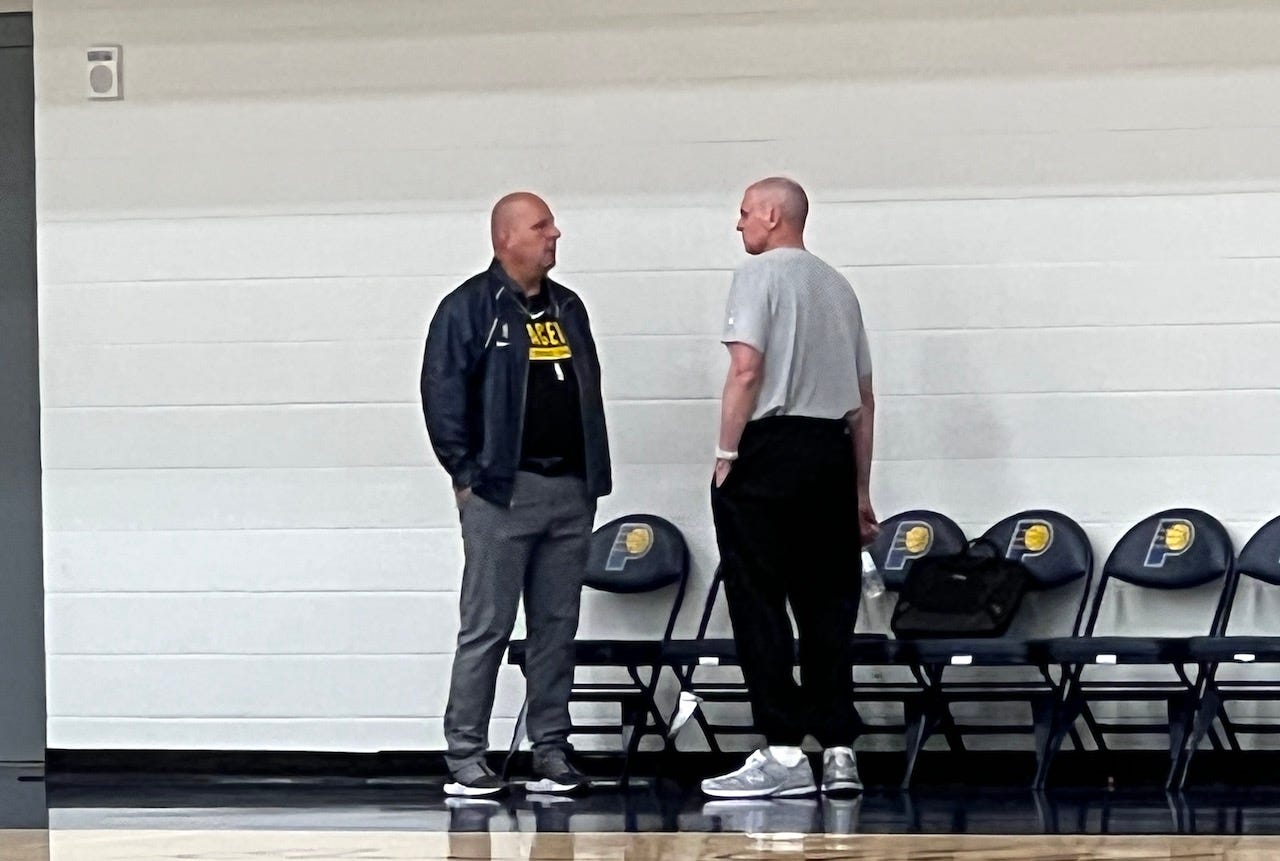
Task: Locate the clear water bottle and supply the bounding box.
[861,550,886,600]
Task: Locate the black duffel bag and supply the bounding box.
[890,538,1031,638]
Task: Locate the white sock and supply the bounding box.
[768,745,805,767]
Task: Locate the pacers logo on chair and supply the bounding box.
[1007,520,1054,562]
[605,523,654,571]
[1144,518,1195,568]
[884,521,933,571]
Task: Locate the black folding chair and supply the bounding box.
[658,562,743,752]
[856,510,970,767]
[891,511,1094,789]
[1029,508,1235,790]
[659,562,785,752]
[660,510,967,752]
[506,513,690,783]
[1180,515,1280,785]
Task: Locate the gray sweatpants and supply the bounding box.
[443,471,595,774]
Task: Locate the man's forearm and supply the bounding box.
[851,400,874,494]
[719,372,762,452]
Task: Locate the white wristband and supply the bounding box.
[715,447,739,461]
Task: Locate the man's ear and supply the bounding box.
[765,206,781,230]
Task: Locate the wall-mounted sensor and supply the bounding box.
[87,46,121,100]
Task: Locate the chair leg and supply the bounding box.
[939,705,967,753]
[644,698,670,743]
[1032,689,1084,790]
[1030,789,1059,834]
[503,697,529,780]
[1031,693,1059,791]
[620,695,648,788]
[901,695,938,790]
[629,665,670,742]
[1078,700,1108,751]
[693,708,723,754]
[1170,686,1221,792]
[1164,694,1196,791]
[1166,789,1197,834]
[1217,701,1242,752]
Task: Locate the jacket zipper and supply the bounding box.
[498,286,530,509]
[502,284,589,506]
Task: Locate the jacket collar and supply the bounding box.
[488,258,564,311]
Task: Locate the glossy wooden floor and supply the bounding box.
[14,760,1280,860]
[5,830,1280,860]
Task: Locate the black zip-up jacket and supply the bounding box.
[421,260,612,507]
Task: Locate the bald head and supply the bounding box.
[490,192,549,249]
[737,177,809,255]
[489,191,561,293]
[747,177,809,229]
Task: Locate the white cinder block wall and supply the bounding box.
[33,0,1280,751]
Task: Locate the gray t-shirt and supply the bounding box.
[721,247,873,422]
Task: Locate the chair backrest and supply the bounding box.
[866,509,968,591]
[1237,516,1280,587]
[1215,516,1280,636]
[584,514,691,641]
[979,510,1094,637]
[1084,508,1235,637]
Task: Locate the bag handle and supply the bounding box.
[966,536,1003,561]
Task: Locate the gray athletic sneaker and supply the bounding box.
[700,749,817,798]
[821,746,863,795]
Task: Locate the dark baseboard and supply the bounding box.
[45,748,1280,790]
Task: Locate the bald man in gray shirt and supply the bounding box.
[701,178,879,800]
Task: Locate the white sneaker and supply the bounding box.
[821,746,863,795]
[700,749,817,798]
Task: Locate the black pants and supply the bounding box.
[711,415,862,747]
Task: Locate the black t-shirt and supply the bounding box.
[519,290,586,477]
